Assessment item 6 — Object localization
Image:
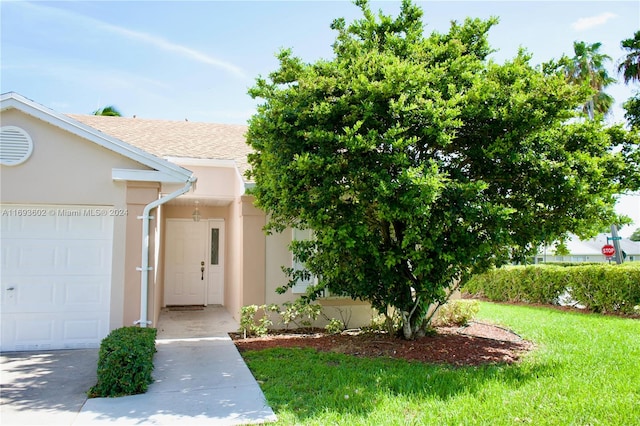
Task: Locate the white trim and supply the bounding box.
[112,168,187,183]
[1,92,192,183]
[164,157,238,168]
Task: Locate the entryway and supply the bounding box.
[156,305,239,338]
[164,218,225,307]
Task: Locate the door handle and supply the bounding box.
[201,261,205,280]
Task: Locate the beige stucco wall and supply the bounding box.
[263,225,377,329]
[240,195,267,307]
[224,195,244,321]
[0,109,154,331]
[184,165,237,202]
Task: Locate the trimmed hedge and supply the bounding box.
[464,263,640,315]
[89,326,157,398]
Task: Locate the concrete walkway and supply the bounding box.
[1,306,277,425]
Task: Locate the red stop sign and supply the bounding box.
[602,245,615,257]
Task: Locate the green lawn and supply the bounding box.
[241,302,640,425]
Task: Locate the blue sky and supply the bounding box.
[1,0,639,235]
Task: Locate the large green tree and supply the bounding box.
[246,0,632,339]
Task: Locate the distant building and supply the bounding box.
[536,233,640,263]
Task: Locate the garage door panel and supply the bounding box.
[3,240,111,276]
[1,312,108,351]
[63,318,104,341]
[2,317,56,351]
[2,276,110,314]
[65,215,113,237]
[1,214,60,238]
[1,242,57,273]
[19,245,59,273]
[1,204,113,352]
[64,277,109,306]
[1,209,113,239]
[63,241,112,274]
[7,276,56,311]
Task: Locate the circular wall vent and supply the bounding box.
[1,126,34,166]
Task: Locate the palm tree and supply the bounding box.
[565,41,616,119]
[618,31,640,84]
[93,105,123,117]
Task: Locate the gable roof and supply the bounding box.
[68,114,252,180]
[1,92,194,183]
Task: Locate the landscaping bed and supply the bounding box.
[231,321,534,366]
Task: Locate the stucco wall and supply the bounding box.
[263,226,376,329]
[241,195,267,308]
[0,109,153,331]
[182,165,237,201]
[222,196,246,322]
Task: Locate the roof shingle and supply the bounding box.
[67,114,252,179]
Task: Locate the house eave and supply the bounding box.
[1,92,193,184]
[112,168,189,183]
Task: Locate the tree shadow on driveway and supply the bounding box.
[1,349,98,424]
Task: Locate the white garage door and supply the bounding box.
[1,205,113,351]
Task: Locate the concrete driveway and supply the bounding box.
[1,307,276,425]
[1,348,99,425]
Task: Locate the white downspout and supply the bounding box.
[135,175,197,327]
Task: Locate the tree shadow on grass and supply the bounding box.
[243,347,559,422]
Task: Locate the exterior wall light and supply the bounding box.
[192,200,201,222]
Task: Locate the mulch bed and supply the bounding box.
[231,321,535,366]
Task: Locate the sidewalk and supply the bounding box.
[1,306,277,425]
[77,306,276,425]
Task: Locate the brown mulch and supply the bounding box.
[231,321,535,366]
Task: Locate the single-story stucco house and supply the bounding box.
[536,233,640,263]
[0,92,375,352]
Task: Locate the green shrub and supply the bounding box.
[325,318,345,334]
[435,300,480,326]
[89,326,157,398]
[465,265,567,304]
[567,263,640,314]
[239,302,345,336]
[280,300,322,329]
[465,263,640,315]
[240,304,279,338]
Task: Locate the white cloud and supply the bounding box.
[98,23,246,79]
[571,12,617,31]
[17,2,246,78]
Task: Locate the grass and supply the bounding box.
[241,302,640,425]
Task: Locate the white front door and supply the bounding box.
[164,219,225,306]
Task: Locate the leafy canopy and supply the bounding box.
[246,0,634,339]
